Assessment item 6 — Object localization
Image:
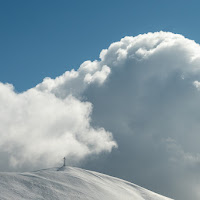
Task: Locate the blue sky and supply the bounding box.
[0,0,199,91]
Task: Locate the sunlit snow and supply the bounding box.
[0,166,173,200]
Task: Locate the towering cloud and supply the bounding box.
[1,31,200,200]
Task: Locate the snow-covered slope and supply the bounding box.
[0,166,173,200]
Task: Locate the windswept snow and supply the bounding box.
[0,166,173,200]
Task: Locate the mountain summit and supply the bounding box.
[0,166,173,200]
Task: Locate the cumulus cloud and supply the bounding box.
[83,32,200,200]
[36,60,111,98]
[193,80,200,90]
[48,31,199,200]
[0,82,116,169]
[2,31,200,200]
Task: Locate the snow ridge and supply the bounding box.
[0,166,173,200]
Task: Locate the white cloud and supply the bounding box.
[193,80,200,90]
[36,60,111,98]
[84,65,110,84]
[0,82,116,169]
[80,32,200,200]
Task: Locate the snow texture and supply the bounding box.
[0,166,173,200]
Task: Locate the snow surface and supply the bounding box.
[0,166,173,200]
